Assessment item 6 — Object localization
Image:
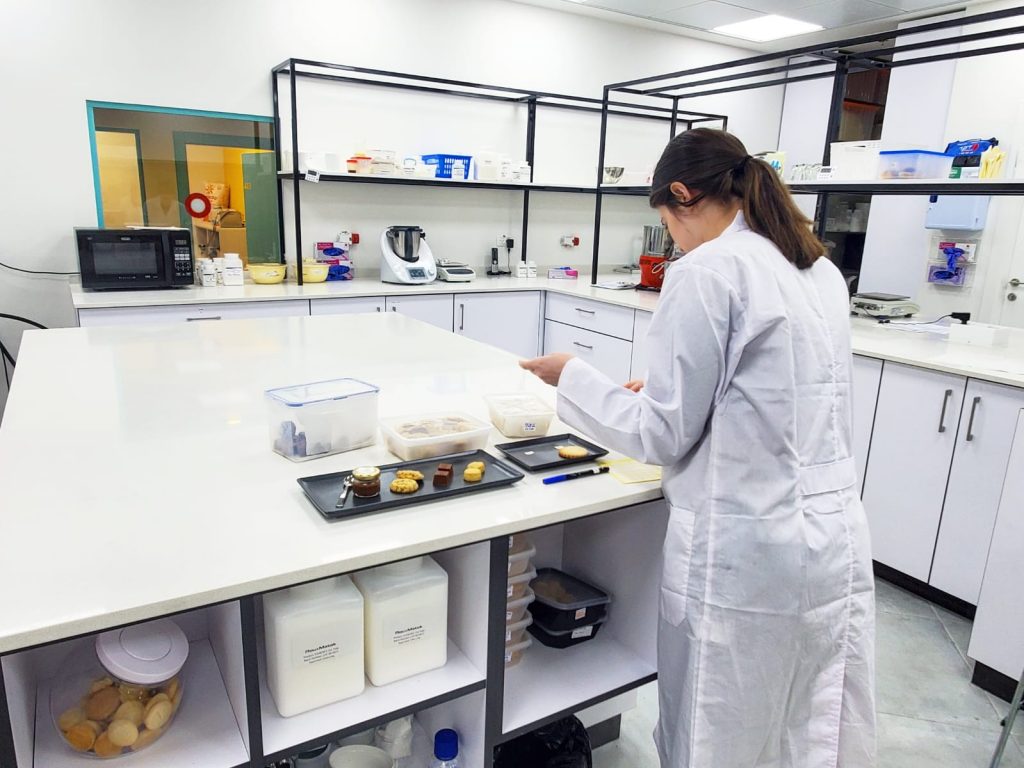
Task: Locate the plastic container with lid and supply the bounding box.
[507,542,536,577]
[506,587,536,624]
[266,378,379,462]
[352,556,449,687]
[50,618,189,758]
[504,636,533,668]
[507,567,537,601]
[530,568,611,632]
[505,615,534,645]
[222,253,244,286]
[877,150,954,180]
[264,576,365,717]
[829,140,881,180]
[484,394,555,438]
[380,411,491,461]
[529,616,607,649]
[329,744,394,768]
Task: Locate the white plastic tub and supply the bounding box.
[379,411,492,460]
[505,615,534,645]
[484,393,555,438]
[508,543,536,577]
[508,567,538,601]
[506,587,536,624]
[266,378,379,462]
[504,636,533,668]
[830,141,881,180]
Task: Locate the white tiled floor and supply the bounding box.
[593,579,1024,767]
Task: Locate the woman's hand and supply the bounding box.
[519,353,574,386]
[624,379,645,393]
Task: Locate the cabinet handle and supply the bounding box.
[459,303,465,331]
[390,306,397,312]
[966,396,981,441]
[938,389,953,433]
[186,316,222,322]
[573,341,594,350]
[574,307,596,315]
[376,307,382,313]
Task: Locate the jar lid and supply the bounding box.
[95,618,189,685]
[351,466,381,482]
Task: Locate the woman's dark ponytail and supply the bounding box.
[650,128,824,270]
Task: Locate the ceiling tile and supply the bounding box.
[590,0,706,13]
[788,0,902,27]
[730,0,826,14]
[658,1,762,28]
[872,0,955,10]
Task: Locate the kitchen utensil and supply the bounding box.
[641,224,668,256]
[249,263,286,284]
[335,477,354,508]
[380,225,437,284]
[302,263,330,283]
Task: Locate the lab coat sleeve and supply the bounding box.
[557,264,738,467]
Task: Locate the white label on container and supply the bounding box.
[571,626,594,640]
[504,651,513,663]
[293,632,341,667]
[507,584,514,598]
[506,610,513,621]
[383,608,433,649]
[524,422,537,432]
[505,627,513,642]
[575,608,587,621]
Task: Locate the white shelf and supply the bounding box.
[502,632,656,736]
[260,639,485,757]
[34,640,249,768]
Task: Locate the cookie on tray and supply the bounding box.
[389,478,421,494]
[557,445,589,460]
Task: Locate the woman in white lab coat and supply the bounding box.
[521,128,876,768]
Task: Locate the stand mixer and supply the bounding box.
[380,225,437,284]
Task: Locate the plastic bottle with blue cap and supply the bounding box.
[431,728,459,768]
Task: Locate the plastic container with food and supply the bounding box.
[50,618,188,759]
[248,263,287,284]
[508,541,536,577]
[530,568,611,632]
[877,150,954,180]
[529,616,607,649]
[505,615,534,645]
[507,567,537,601]
[504,636,533,668]
[379,411,491,461]
[266,378,379,462]
[484,393,555,438]
[506,586,536,624]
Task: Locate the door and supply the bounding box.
[384,294,454,332]
[851,355,883,495]
[544,320,632,384]
[310,297,385,316]
[929,379,1024,603]
[630,311,652,380]
[861,363,966,581]
[95,129,145,228]
[456,292,541,358]
[242,152,282,263]
[968,409,1024,679]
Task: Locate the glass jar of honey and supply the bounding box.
[350,466,381,498]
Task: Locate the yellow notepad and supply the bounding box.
[597,458,662,484]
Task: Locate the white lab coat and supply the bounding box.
[557,212,876,767]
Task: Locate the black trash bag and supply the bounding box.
[494,715,593,768]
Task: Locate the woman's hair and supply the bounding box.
[649,128,824,269]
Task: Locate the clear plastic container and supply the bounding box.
[508,543,536,577]
[509,534,532,556]
[877,150,954,180]
[379,411,491,461]
[50,618,188,759]
[484,393,555,438]
[507,567,537,601]
[505,615,534,645]
[829,140,880,180]
[504,637,533,668]
[506,587,536,624]
[266,378,379,462]
[530,568,611,632]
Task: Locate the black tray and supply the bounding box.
[528,617,607,649]
[493,433,608,472]
[298,450,524,522]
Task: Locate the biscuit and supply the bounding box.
[557,445,589,460]
[85,686,121,721]
[164,677,180,702]
[144,699,173,731]
[107,718,139,747]
[58,706,85,732]
[93,731,122,758]
[114,700,145,727]
[466,461,486,474]
[131,726,162,751]
[89,677,114,694]
[144,693,169,715]
[463,467,483,483]
[390,477,420,494]
[65,722,100,752]
[395,469,424,481]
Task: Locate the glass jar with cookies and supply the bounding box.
[50,618,189,759]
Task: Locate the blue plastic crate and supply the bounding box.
[421,154,472,179]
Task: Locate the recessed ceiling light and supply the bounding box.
[711,14,823,42]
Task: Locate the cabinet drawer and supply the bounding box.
[77,300,309,327]
[545,293,635,341]
[544,320,632,384]
[310,297,385,316]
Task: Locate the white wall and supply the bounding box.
[0,0,782,409]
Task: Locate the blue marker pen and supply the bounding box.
[543,466,610,485]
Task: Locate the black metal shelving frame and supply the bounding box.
[593,3,1024,283]
[270,59,726,284]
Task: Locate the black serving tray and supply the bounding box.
[298,449,524,522]
[493,433,609,472]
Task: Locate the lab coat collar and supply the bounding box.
[725,209,749,235]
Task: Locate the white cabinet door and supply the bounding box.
[930,379,1024,603]
[544,320,632,384]
[861,363,966,581]
[630,311,652,381]
[851,355,883,495]
[384,294,454,332]
[77,300,309,327]
[968,409,1024,678]
[456,292,541,358]
[545,293,635,341]
[309,296,385,316]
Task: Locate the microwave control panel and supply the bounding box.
[172,237,194,285]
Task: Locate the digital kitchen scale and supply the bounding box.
[438,260,476,282]
[850,293,921,319]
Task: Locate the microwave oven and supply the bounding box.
[75,228,195,290]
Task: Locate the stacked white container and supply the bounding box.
[504,535,537,667]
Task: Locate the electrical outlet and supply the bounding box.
[560,235,581,248]
[496,234,510,247]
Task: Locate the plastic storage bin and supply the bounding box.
[508,542,536,577]
[505,615,534,645]
[421,154,473,180]
[508,567,538,601]
[878,150,954,180]
[529,616,607,649]
[830,141,880,180]
[484,394,555,438]
[505,637,533,668]
[506,587,536,624]
[379,411,492,461]
[530,568,611,632]
[50,618,188,759]
[266,378,379,462]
